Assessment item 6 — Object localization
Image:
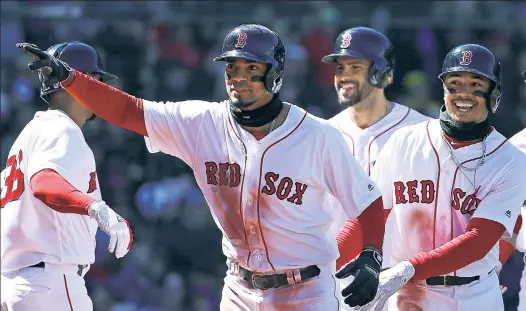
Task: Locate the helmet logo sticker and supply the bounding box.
[340,33,352,49]
[460,50,473,65]
[235,31,248,48]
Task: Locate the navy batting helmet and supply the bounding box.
[39,41,117,104]
[438,44,502,113]
[322,27,395,89]
[213,24,285,94]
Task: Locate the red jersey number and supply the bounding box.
[1,150,25,208]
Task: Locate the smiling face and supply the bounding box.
[224,57,272,110]
[443,72,491,124]
[334,56,375,107]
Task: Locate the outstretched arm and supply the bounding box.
[62,70,147,136]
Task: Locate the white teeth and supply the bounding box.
[342,84,356,89]
[455,102,474,108]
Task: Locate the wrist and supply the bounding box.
[400,260,416,281]
[61,69,76,88]
[360,245,383,268]
[87,200,106,217]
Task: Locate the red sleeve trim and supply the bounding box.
[62,70,147,136]
[31,169,95,215]
[408,218,505,280]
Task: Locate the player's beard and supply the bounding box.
[337,82,374,107]
[230,97,257,109]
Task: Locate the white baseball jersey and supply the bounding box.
[142,99,381,272]
[1,110,99,273]
[371,119,526,276]
[510,128,526,252]
[328,102,430,232]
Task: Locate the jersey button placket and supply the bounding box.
[243,148,271,271]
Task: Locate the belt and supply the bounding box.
[425,275,479,286]
[238,265,321,290]
[29,262,88,277]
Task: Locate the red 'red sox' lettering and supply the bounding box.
[205,162,241,187]
[451,188,481,215]
[394,180,436,204]
[262,172,308,205]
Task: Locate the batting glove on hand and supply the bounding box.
[359,260,415,311]
[336,246,383,308]
[88,201,134,259]
[16,43,73,87]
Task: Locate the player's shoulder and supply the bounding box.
[143,99,226,119]
[390,117,432,141]
[293,105,350,143]
[509,128,526,152]
[400,104,432,125]
[29,110,84,139]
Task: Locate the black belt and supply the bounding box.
[29,262,87,277]
[425,275,479,286]
[238,265,320,290]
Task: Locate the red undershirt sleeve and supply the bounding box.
[62,70,147,136]
[408,217,505,280]
[336,199,390,270]
[31,169,95,215]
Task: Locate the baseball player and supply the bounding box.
[1,42,133,311]
[17,24,386,310]
[342,44,526,311]
[319,27,430,309]
[506,70,526,310]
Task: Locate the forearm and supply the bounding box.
[62,70,147,136]
[31,169,96,215]
[408,218,505,280]
[336,197,387,269]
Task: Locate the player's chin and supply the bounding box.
[229,96,255,109]
[339,96,360,107]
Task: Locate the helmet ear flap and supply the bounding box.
[265,66,283,94]
[489,61,502,113]
[368,45,395,89]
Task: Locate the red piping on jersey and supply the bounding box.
[425,120,441,250]
[332,275,341,311]
[338,124,355,156]
[63,275,74,311]
[256,111,308,271]
[448,136,508,276]
[366,107,411,175]
[227,115,252,266]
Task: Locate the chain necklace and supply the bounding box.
[441,130,487,188]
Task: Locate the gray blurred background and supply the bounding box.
[1,1,526,311]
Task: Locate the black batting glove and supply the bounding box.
[16,43,73,87]
[335,245,382,308]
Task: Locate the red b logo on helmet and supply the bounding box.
[460,50,472,65]
[340,33,352,49]
[235,31,247,48]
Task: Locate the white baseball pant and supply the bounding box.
[1,263,92,311]
[220,261,340,311]
[385,269,503,311]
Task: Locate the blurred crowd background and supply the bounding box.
[1,1,526,311]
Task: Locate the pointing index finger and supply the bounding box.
[15,43,49,60]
